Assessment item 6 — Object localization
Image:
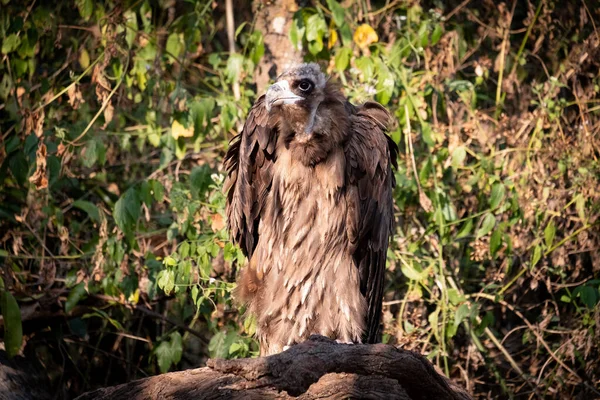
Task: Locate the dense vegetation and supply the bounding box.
[0,0,599,398]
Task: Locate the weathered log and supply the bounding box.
[75,336,471,400]
[0,351,52,400]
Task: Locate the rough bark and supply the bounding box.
[252,0,303,93]
[75,336,472,400]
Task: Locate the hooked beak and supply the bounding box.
[265,80,303,112]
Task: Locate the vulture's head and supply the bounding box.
[265,63,349,165]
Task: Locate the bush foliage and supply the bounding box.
[0,0,599,398]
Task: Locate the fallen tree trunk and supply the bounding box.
[75,335,471,400]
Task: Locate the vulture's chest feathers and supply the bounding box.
[250,146,366,354]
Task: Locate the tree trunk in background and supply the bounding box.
[252,0,303,93]
[74,336,472,400]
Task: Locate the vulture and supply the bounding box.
[224,63,398,356]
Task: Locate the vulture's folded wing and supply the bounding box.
[345,101,398,343]
[224,95,278,258]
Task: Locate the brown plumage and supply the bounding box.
[224,63,398,356]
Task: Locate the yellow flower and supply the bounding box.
[328,29,338,49]
[353,24,378,48]
[171,120,193,140]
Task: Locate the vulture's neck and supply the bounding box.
[279,85,350,167]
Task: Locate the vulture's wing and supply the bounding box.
[224,95,278,258]
[345,101,398,343]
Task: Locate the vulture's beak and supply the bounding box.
[265,80,303,112]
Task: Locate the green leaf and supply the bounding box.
[421,123,434,147]
[164,256,177,267]
[456,219,473,239]
[544,219,556,248]
[375,61,394,105]
[75,0,94,21]
[243,313,257,336]
[65,282,87,313]
[179,242,190,258]
[124,10,138,49]
[339,23,353,46]
[575,194,586,222]
[155,332,183,373]
[82,308,124,331]
[560,294,571,303]
[305,13,327,55]
[150,179,165,203]
[489,228,503,258]
[166,33,183,60]
[447,288,466,305]
[113,187,141,235]
[451,146,466,169]
[574,286,598,309]
[454,303,470,328]
[489,183,506,209]
[401,261,427,281]
[191,285,200,306]
[208,330,238,359]
[476,213,496,238]
[229,342,242,355]
[1,290,23,357]
[325,0,345,26]
[83,139,100,167]
[289,18,304,49]
[355,56,374,81]
[225,54,244,82]
[431,23,443,46]
[531,245,542,267]
[428,308,440,341]
[73,200,100,223]
[335,47,351,72]
[190,165,213,199]
[190,98,215,137]
[2,34,21,54]
[157,269,175,295]
[249,31,265,65]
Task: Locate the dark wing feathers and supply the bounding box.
[346,100,398,343]
[224,95,277,257]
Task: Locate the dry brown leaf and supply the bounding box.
[211,213,225,232]
[67,84,85,110]
[29,142,48,190]
[419,191,433,213]
[102,100,114,128]
[23,109,45,138]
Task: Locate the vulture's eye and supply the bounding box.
[297,79,313,92]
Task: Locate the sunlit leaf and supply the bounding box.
[157,269,175,295]
[489,183,506,209]
[544,219,556,248]
[2,34,21,54]
[353,24,378,48]
[476,213,496,238]
[75,0,93,21]
[451,146,466,169]
[335,47,351,72]
[171,120,193,140]
[325,0,345,26]
[531,245,542,267]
